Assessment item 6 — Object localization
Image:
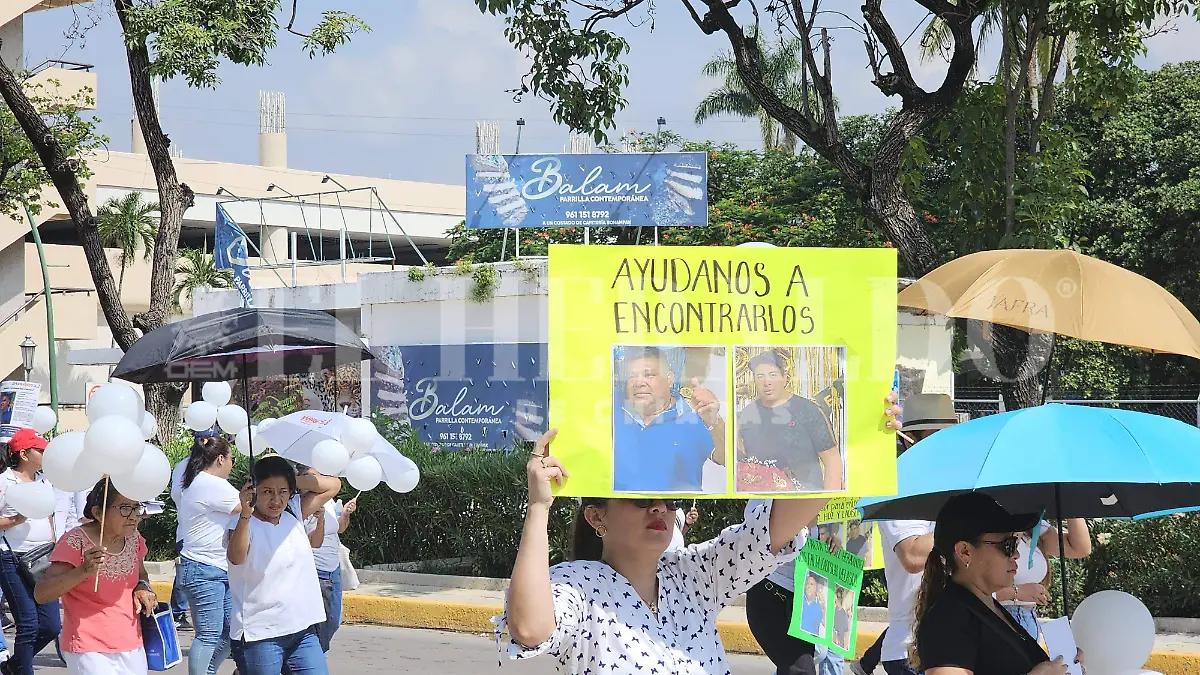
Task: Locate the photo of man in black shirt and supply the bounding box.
[735,348,844,492]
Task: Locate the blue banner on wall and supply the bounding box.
[465,152,709,229]
[214,205,253,307]
[370,343,548,450]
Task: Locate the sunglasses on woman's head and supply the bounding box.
[979,535,1019,557]
[630,499,678,510]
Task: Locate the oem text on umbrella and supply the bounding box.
[111,307,374,478]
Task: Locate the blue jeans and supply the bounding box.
[1005,604,1041,641]
[315,569,342,652]
[0,549,60,675]
[883,660,919,675]
[171,542,189,621]
[815,646,844,675]
[233,625,328,675]
[178,557,232,675]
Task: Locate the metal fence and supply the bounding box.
[953,396,1200,427]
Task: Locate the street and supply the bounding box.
[27,625,778,674]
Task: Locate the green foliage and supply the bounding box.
[0,77,105,218]
[172,247,234,311]
[302,11,371,58]
[469,264,500,303]
[407,266,427,282]
[97,192,159,272]
[122,0,369,88]
[474,0,631,143]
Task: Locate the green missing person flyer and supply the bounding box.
[787,537,866,657]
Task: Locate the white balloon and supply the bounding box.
[201,382,233,407]
[234,425,267,456]
[310,440,350,476]
[386,467,420,494]
[87,384,140,424]
[184,401,218,432]
[1072,590,1155,675]
[42,432,102,492]
[344,456,383,491]
[216,405,249,436]
[30,407,56,434]
[83,415,146,475]
[342,418,378,456]
[139,413,158,441]
[6,481,55,519]
[110,444,172,502]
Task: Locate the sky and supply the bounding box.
[21,1,1200,186]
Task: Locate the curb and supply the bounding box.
[149,583,1200,673]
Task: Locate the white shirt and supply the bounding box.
[1002,527,1050,608]
[498,500,805,674]
[304,500,344,573]
[664,509,686,554]
[53,489,88,535]
[171,460,187,543]
[744,500,797,590]
[227,495,326,642]
[179,471,241,571]
[0,470,54,552]
[878,519,935,662]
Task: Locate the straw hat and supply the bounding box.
[900,393,957,432]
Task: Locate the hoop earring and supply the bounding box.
[596,525,607,538]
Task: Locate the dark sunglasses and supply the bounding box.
[979,535,1020,557]
[630,499,678,510]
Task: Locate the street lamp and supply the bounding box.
[19,335,35,382]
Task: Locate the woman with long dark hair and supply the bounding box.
[913,492,1084,675]
[35,480,156,675]
[0,428,60,675]
[496,394,901,675]
[227,456,340,675]
[176,437,240,675]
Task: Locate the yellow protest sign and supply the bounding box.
[547,244,897,499]
[815,497,885,570]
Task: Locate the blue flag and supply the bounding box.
[214,205,253,307]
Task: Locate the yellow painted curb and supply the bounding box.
[153,582,1200,671]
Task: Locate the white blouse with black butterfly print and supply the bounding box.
[494,500,805,674]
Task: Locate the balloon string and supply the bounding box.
[94,476,109,593]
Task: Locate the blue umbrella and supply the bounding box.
[857,403,1200,615]
[858,403,1200,521]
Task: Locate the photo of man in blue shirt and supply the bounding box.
[612,346,727,493]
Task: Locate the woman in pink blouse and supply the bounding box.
[35,480,157,675]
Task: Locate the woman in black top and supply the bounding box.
[914,492,1086,675]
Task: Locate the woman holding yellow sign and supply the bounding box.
[495,394,902,675]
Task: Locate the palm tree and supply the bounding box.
[173,246,234,312]
[96,192,159,295]
[694,38,831,153]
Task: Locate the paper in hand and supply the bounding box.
[1040,617,1083,675]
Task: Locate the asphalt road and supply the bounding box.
[26,624,779,674]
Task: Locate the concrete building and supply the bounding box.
[1,0,464,427]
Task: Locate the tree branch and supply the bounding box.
[577,0,651,33]
[1029,32,1066,152]
[285,0,310,38]
[0,41,137,351]
[861,0,925,99]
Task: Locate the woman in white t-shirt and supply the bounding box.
[0,428,61,675]
[993,518,1092,640]
[302,482,355,653]
[227,456,340,675]
[176,437,240,675]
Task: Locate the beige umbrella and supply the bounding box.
[898,249,1200,359]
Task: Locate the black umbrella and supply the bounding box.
[112,307,374,478]
[112,308,373,383]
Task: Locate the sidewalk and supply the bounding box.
[147,564,1200,674]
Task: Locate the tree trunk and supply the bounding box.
[977,322,1054,410]
[0,42,139,353]
[114,0,192,439]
